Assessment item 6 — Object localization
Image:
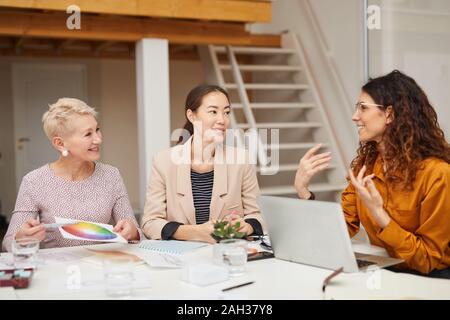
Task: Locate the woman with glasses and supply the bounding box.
[294,70,450,278]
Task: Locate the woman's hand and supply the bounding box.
[15,218,46,241]
[173,222,216,243]
[224,213,254,236]
[294,144,332,199]
[113,219,140,241]
[348,165,391,228]
[194,221,216,244]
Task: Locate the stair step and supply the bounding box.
[225,83,308,90]
[220,64,302,72]
[257,164,336,172]
[260,183,347,195]
[232,102,314,109]
[258,164,299,173]
[263,142,329,150]
[236,122,322,129]
[214,46,296,55]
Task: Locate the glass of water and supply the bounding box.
[220,239,248,277]
[11,237,40,269]
[103,257,134,298]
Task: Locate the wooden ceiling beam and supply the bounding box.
[0,9,280,47]
[0,37,206,60]
[93,41,116,54]
[14,36,25,53]
[14,37,25,48]
[0,0,272,23]
[0,46,133,59]
[55,38,76,53]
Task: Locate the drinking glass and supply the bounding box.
[11,237,40,269]
[219,239,248,277]
[103,257,134,298]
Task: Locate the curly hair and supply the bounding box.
[351,70,450,190]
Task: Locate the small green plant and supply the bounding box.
[211,219,246,242]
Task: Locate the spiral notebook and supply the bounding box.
[138,240,209,255]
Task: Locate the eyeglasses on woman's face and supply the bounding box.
[353,101,384,116]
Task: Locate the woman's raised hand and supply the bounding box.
[294,144,332,199]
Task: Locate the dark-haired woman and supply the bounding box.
[295,70,450,278]
[141,84,264,243]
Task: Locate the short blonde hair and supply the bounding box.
[42,98,98,139]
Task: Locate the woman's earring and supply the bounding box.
[62,149,69,157]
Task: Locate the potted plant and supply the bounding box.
[211,217,249,267]
[210,219,247,242]
[210,213,250,265]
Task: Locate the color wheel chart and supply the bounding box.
[62,222,118,240]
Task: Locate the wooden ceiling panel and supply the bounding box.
[0,9,280,46]
[0,0,272,23]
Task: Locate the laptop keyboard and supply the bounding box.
[357,259,377,268]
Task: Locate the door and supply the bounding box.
[12,63,87,190]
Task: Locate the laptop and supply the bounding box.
[259,196,403,273]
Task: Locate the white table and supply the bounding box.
[1,241,449,300]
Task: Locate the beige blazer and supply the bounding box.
[141,137,263,239]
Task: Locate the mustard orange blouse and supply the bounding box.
[342,156,450,274]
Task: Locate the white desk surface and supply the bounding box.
[1,241,449,300]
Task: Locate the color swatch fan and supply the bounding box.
[63,222,117,240]
[55,217,127,243]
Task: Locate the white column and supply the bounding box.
[135,39,170,213]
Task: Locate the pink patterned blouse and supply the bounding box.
[2,162,142,252]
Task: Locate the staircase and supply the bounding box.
[198,31,348,201]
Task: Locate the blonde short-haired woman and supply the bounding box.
[2,98,142,251]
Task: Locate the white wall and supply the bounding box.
[98,59,140,210]
[169,59,206,138]
[251,0,363,165]
[252,0,450,140]
[306,0,365,100]
[370,0,450,137]
[199,1,450,146]
[0,60,16,219]
[252,0,364,108]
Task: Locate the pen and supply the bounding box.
[43,222,78,230]
[322,267,344,293]
[222,281,254,292]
